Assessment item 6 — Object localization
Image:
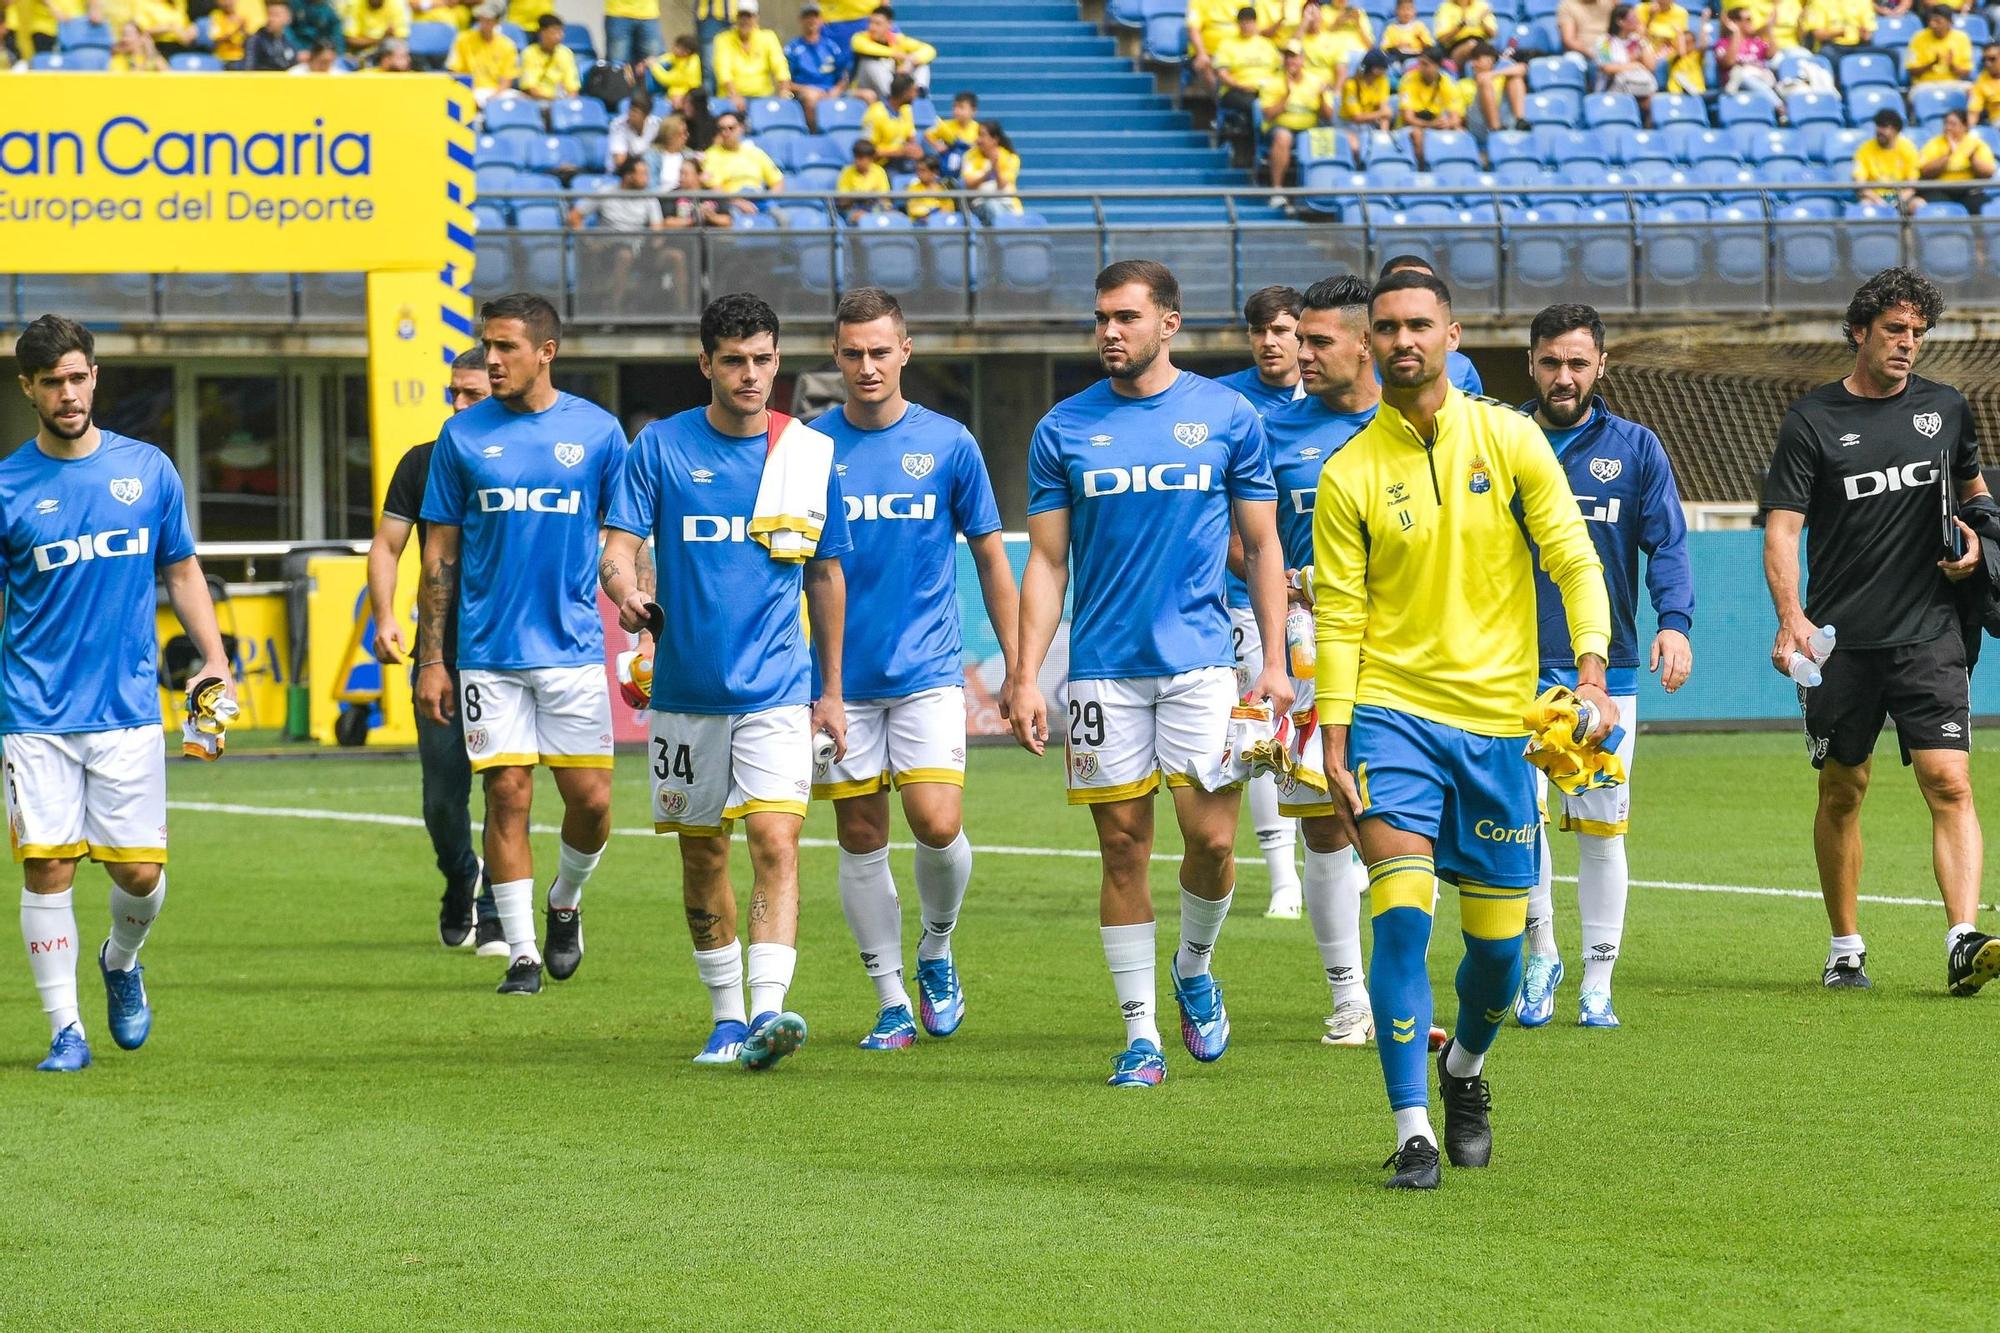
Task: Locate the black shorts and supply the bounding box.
[1801,631,1970,770]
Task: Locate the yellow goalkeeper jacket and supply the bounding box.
[1310,386,1610,737]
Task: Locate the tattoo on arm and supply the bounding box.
[599,554,624,594]
[636,539,657,598]
[419,553,458,657]
[685,907,725,947]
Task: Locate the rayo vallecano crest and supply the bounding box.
[1173,421,1209,448]
[902,453,934,479]
[1913,411,1942,439]
[554,442,585,468]
[1589,457,1622,483]
[109,478,143,505]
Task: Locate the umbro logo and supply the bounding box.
[1300,447,1322,460]
[33,499,57,515]
[1088,434,1114,447]
[1944,721,1964,735]
[1838,433,1860,448]
[835,463,849,476]
[1590,943,1617,958]
[690,469,714,484]
[483,445,504,458]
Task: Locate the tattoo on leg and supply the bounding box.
[686,907,725,946]
[750,891,769,924]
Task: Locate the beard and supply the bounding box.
[1101,336,1161,381]
[1536,386,1594,429]
[39,407,91,441]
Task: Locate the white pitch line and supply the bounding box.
[167,799,1974,912]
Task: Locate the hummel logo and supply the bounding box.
[1389,1015,1417,1043]
[33,499,57,515]
[1838,433,1860,448]
[690,468,714,484]
[1484,1007,1509,1024]
[483,445,504,458]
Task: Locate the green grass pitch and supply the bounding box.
[2,731,1994,1327]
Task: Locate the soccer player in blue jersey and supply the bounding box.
[4,314,233,1073]
[1377,256,1484,395]
[1215,284,1307,921]
[599,292,852,1071]
[1515,304,1695,1031]
[1257,275,1384,1047]
[809,288,1019,1051]
[417,293,631,997]
[1008,260,1293,1089]
[1312,271,1611,1187]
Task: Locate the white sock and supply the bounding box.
[1947,922,1976,950]
[104,876,165,973]
[1394,1105,1436,1146]
[1526,825,1557,956]
[1249,776,1299,897]
[1444,1040,1485,1079]
[1303,847,1367,1007]
[21,888,81,1037]
[1829,932,1865,966]
[1100,921,1161,1047]
[1174,886,1232,978]
[693,940,747,1024]
[490,877,540,965]
[547,839,603,911]
[1576,832,1628,993]
[838,847,909,1011]
[913,830,971,963]
[746,941,797,1018]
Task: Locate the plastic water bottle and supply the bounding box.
[1807,624,1836,663]
[1788,624,1836,689]
[1285,605,1315,677]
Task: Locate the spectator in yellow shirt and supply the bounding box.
[702,110,785,212]
[520,14,579,98]
[1379,0,1434,59]
[925,89,981,177]
[601,0,661,68]
[345,0,408,58]
[1216,4,1283,122]
[1854,107,1921,208]
[1907,5,1972,83]
[837,139,893,221]
[852,3,935,99]
[1969,43,2000,123]
[960,121,1022,218]
[447,3,517,103]
[13,0,85,60]
[1463,39,1528,135]
[1187,0,1243,93]
[409,0,467,33]
[863,74,926,170]
[1919,107,1995,209]
[1339,48,1394,155]
[207,0,256,63]
[133,0,195,53]
[642,34,703,114]
[1432,0,1497,65]
[1261,44,1331,205]
[1635,0,1689,43]
[1803,0,1873,48]
[1398,45,1463,162]
[904,155,955,219]
[713,0,791,113]
[1297,0,1373,83]
[109,19,166,67]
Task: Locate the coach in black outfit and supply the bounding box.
[1760,267,2000,998]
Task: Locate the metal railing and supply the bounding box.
[15,184,2000,332]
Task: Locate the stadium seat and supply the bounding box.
[1360,130,1416,167]
[1961,13,1992,44]
[1546,130,1606,169]
[989,211,1055,292]
[1506,202,1577,289]
[848,211,922,290]
[1979,124,2000,157]
[561,24,596,61]
[1582,93,1642,130]
[1651,93,1707,128]
[1527,55,1589,94]
[792,164,843,192]
[1916,203,1976,282]
[484,95,545,133]
[1522,0,1560,18]
[1493,158,1549,192]
[550,96,610,133]
[1297,127,1353,169]
[1911,84,1968,124]
[569,172,618,194]
[1784,91,1843,129]
[1300,164,1362,217]
[409,20,455,64]
[1658,123,1705,163]
[1417,129,1479,167]
[1613,129,1673,167]
[1704,203,1766,287]
[501,21,528,47]
[1844,200,1904,274]
[1760,157,1815,201]
[32,49,110,68]
[1576,202,1634,287]
[750,97,809,140]
[817,97,867,133]
[792,135,847,169]
[1523,89,1581,127]
[1368,158,1418,204]
[1774,52,1833,85]
[1685,129,1740,165]
[762,136,799,173]
[1642,201,1708,286]
[1484,130,1537,165]
[1717,90,1780,128]
[475,163,526,195]
[472,201,512,231]
[56,16,112,49]
[1837,52,1897,88]
[1700,162,1763,204]
[1775,202,1838,285]
[1521,15,1562,53]
[1818,126,1868,165]
[512,202,564,231]
[1843,84,1903,127]
[1107,0,1147,28]
[168,52,223,71]
[1142,14,1186,62]
[1742,129,1803,165]
[1875,13,1919,45]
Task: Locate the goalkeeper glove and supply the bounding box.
[616,650,653,710]
[182,675,240,761]
[1521,685,1626,796]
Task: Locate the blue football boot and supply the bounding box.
[739,1010,808,1071]
[692,1019,750,1066]
[1577,989,1621,1029]
[858,1004,917,1050]
[1171,966,1231,1062]
[1514,953,1562,1028]
[914,955,965,1038]
[1106,1037,1166,1088]
[99,943,153,1051]
[36,1024,91,1073]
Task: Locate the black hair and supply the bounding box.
[873,3,894,16]
[1243,284,1304,327]
[480,291,561,349]
[1301,273,1372,312]
[15,313,95,379]
[1873,106,1904,130]
[889,72,915,99]
[952,89,978,106]
[536,12,562,28]
[1529,302,1605,351]
[1096,259,1181,314]
[617,153,648,179]
[982,119,1014,152]
[1370,267,1452,310]
[1376,253,1436,280]
[700,291,781,354]
[1842,267,1944,349]
[451,346,487,372]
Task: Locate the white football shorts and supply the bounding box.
[814,685,967,799]
[4,725,168,864]
[1228,604,1261,697]
[459,665,614,773]
[651,704,812,836]
[1064,665,1239,805]
[1274,675,1339,819]
[1540,693,1639,836]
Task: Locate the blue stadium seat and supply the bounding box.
[484,95,545,133]
[1775,202,1838,284]
[1784,196,1839,219]
[408,21,455,64]
[475,163,525,195]
[1717,90,1780,128]
[1614,129,1673,167]
[911,99,938,133]
[1546,129,1606,168]
[1784,91,1844,128]
[570,172,618,194]
[474,134,525,169]
[168,52,223,71]
[1760,157,1815,201]
[816,97,867,133]
[1522,0,1560,18]
[763,136,799,173]
[1297,127,1354,169]
[1560,159,1611,190]
[1979,124,2000,157]
[473,201,512,231]
[1642,200,1708,286]
[1961,13,1992,44]
[1651,93,1707,128]
[751,96,808,140]
[1582,92,1643,129]
[562,24,596,61]
[792,134,847,169]
[1743,129,1804,164]
[512,201,564,231]
[848,211,921,290]
[1844,200,1903,273]
[1493,158,1549,191]
[1819,126,1868,164]
[1658,122,1705,163]
[1875,13,1919,45]
[1576,201,1634,287]
[1368,158,1418,204]
[1774,53,1833,85]
[989,210,1055,292]
[1702,162,1764,203]
[1915,201,1976,281]
[550,96,610,133]
[1527,55,1589,93]
[792,164,842,191]
[501,20,528,47]
[1685,129,1741,165]
[1300,164,1361,217]
[1844,84,1903,126]
[1524,89,1581,127]
[547,133,595,171]
[1911,84,1969,124]
[56,16,112,49]
[1838,52,1897,88]
[32,49,110,68]
[1142,14,1186,62]
[1418,129,1479,166]
[1706,203,1766,286]
[1484,130,1537,165]
[1521,15,1561,53]
[1107,0,1147,28]
[1506,202,1577,289]
[1360,130,1416,166]
[1432,158,1485,201]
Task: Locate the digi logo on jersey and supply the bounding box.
[1080,463,1214,497]
[845,493,937,522]
[32,527,150,572]
[1843,460,1937,501]
[476,486,583,514]
[1576,494,1622,525]
[1289,488,1317,514]
[683,514,752,542]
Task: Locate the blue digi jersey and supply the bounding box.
[0,432,197,734]
[606,407,853,715]
[784,31,850,87]
[810,402,1001,701]
[1264,395,1376,572]
[1448,349,1483,396]
[420,393,627,671]
[1214,364,1304,610]
[1028,371,1273,681]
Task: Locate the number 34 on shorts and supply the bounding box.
[649,706,813,836]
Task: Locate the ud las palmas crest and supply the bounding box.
[902,453,934,479]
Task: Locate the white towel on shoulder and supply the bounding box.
[748,410,836,563]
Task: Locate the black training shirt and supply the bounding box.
[381,440,458,668]
[1762,374,1981,649]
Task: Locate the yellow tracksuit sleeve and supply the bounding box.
[1309,451,1368,728]
[1508,414,1613,666]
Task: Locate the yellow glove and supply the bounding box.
[181,676,240,761]
[1521,685,1626,796]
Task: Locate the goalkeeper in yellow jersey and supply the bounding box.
[1310,270,1612,1189]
